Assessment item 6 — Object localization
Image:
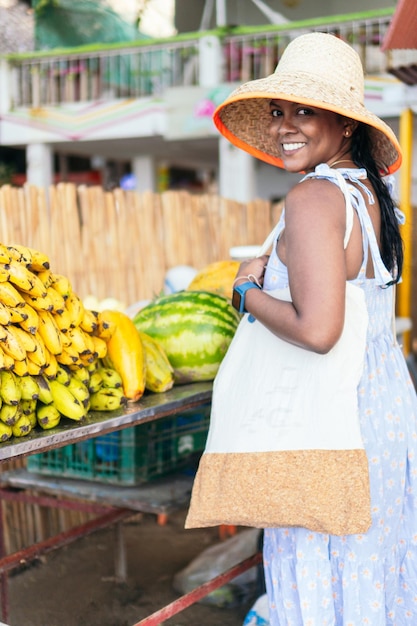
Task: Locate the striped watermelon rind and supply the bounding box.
[133,291,240,383]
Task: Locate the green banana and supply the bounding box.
[0,422,12,441]
[97,366,123,389]
[0,403,20,426]
[49,380,86,421]
[27,410,37,429]
[18,375,40,401]
[67,376,90,407]
[71,365,90,386]
[12,413,32,437]
[20,398,37,416]
[36,403,61,429]
[88,370,104,394]
[34,375,54,405]
[89,387,127,412]
[55,364,71,386]
[0,371,21,405]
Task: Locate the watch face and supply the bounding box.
[232,288,243,312]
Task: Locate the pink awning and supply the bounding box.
[382,0,417,50]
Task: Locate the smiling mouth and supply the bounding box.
[282,142,306,152]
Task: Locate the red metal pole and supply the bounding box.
[0,508,133,575]
[132,551,263,626]
[0,500,9,624]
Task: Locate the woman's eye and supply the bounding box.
[298,107,313,116]
[271,109,281,117]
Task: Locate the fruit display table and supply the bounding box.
[0,382,213,623]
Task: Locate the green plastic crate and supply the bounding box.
[27,405,211,485]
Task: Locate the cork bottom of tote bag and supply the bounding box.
[185,449,371,536]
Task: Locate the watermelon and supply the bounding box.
[133,291,240,384]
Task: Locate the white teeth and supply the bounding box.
[282,142,305,151]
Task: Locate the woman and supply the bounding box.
[189,32,417,624]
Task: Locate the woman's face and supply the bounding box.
[268,100,350,173]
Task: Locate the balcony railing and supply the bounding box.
[5,8,396,109]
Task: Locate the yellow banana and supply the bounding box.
[80,308,99,334]
[22,291,54,312]
[49,379,86,421]
[1,326,27,361]
[27,332,48,368]
[2,352,15,371]
[26,358,43,376]
[65,292,84,328]
[13,358,29,377]
[56,344,82,367]
[0,282,26,308]
[67,326,90,356]
[53,308,72,333]
[138,331,174,393]
[89,387,126,412]
[51,273,71,299]
[7,325,38,354]
[18,303,39,334]
[43,352,58,379]
[90,335,107,359]
[55,364,71,386]
[0,402,20,425]
[18,374,40,401]
[36,269,54,289]
[1,260,47,297]
[0,244,11,264]
[27,248,50,272]
[46,286,66,314]
[95,312,117,340]
[0,302,12,325]
[7,244,33,266]
[12,413,33,437]
[0,345,8,370]
[37,310,63,355]
[79,352,96,366]
[8,305,28,325]
[0,422,12,441]
[37,403,61,429]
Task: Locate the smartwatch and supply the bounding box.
[232,281,261,314]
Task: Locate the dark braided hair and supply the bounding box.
[351,124,403,285]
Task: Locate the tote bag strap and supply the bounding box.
[256,170,354,258]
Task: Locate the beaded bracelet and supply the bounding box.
[232,274,262,289]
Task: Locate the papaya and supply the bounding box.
[186,260,240,300]
[100,310,146,402]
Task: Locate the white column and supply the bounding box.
[199,35,222,87]
[132,155,156,193]
[0,59,11,115]
[26,143,53,189]
[218,136,256,203]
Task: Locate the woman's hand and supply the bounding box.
[234,255,269,287]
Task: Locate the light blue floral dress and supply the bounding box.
[262,164,417,626]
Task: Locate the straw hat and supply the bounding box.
[214,32,402,174]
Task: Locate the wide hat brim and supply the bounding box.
[213,72,402,175]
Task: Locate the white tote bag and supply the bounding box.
[186,173,371,536]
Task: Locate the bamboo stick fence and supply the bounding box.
[0,182,278,554]
[0,183,279,306]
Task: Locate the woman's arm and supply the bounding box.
[236,178,350,354]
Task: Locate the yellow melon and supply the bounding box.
[186,260,240,300]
